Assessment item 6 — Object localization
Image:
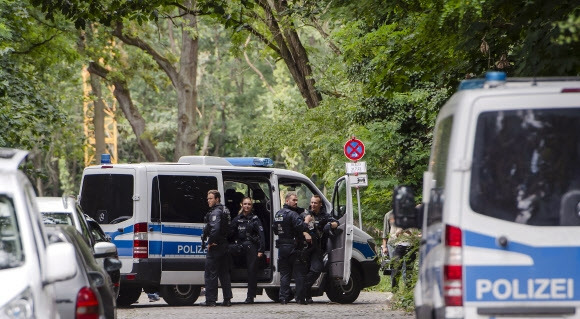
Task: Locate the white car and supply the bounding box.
[0,148,77,319]
[37,196,121,298]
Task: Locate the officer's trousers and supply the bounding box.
[304,245,324,298]
[204,244,233,303]
[278,244,307,302]
[241,241,259,298]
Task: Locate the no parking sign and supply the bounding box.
[344,138,365,161]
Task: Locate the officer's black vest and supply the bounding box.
[273,208,296,241]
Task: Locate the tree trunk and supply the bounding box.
[255,0,321,109]
[212,101,227,156]
[174,0,200,159]
[90,72,106,158]
[88,62,164,162]
[110,1,200,161]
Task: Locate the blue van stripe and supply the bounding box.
[464,230,580,302]
[353,241,376,259]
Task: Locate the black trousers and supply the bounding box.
[278,244,307,302]
[204,244,233,303]
[303,245,324,298]
[391,244,417,289]
[241,241,259,298]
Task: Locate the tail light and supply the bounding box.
[444,224,463,307]
[133,222,149,258]
[562,88,580,93]
[76,287,100,319]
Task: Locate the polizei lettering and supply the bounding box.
[476,278,574,300]
[177,244,205,254]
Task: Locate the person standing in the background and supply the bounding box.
[201,190,233,307]
[272,192,312,304]
[230,197,266,304]
[387,211,420,291]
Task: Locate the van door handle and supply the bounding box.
[420,239,427,245]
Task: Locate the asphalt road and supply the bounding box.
[117,289,413,319]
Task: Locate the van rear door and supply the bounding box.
[79,167,136,272]
[329,176,354,285]
[463,95,580,316]
[151,172,221,285]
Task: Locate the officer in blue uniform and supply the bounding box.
[301,195,339,303]
[230,197,266,304]
[201,190,233,307]
[272,192,313,304]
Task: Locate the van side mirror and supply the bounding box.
[94,241,117,259]
[392,186,420,229]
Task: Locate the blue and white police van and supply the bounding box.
[392,72,580,319]
[78,156,380,306]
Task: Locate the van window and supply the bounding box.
[426,116,453,226]
[0,195,24,269]
[470,108,580,226]
[80,174,134,224]
[278,178,317,211]
[151,175,218,223]
[332,177,347,219]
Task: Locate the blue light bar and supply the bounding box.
[485,71,507,82]
[101,153,111,164]
[224,157,274,167]
[458,71,507,90]
[458,79,485,90]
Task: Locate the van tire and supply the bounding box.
[265,288,280,302]
[265,288,294,302]
[116,284,142,307]
[325,268,362,304]
[160,285,201,306]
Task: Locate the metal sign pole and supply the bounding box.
[356,187,362,229]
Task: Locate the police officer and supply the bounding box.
[230,197,266,304]
[272,192,313,305]
[201,190,233,307]
[301,195,339,303]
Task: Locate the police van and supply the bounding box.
[392,72,580,319]
[78,156,380,306]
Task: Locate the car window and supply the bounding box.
[80,174,134,224]
[86,220,108,242]
[470,108,580,226]
[74,206,93,247]
[0,195,24,269]
[151,175,218,223]
[41,212,73,225]
[426,116,453,227]
[278,178,317,211]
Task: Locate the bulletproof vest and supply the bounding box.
[273,209,294,240]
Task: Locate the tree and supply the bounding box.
[0,0,85,196]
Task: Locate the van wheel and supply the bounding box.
[325,268,362,304]
[161,285,201,306]
[116,284,142,307]
[265,288,279,302]
[265,288,294,302]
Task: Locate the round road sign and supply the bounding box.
[344,138,365,161]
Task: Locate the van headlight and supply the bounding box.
[1,287,34,319]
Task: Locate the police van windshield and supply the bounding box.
[470,108,580,226]
[0,195,24,269]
